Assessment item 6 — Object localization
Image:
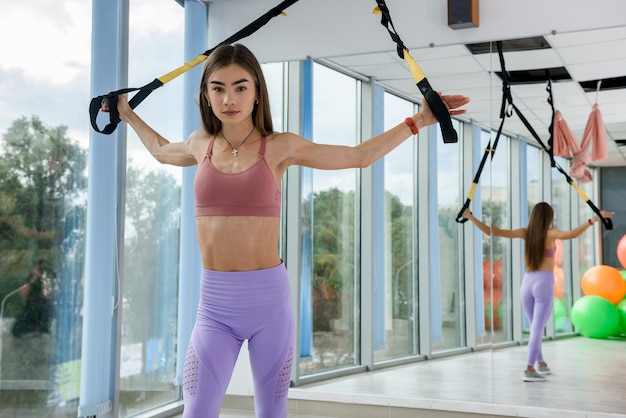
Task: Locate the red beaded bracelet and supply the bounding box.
[588,219,593,226]
[405,117,418,135]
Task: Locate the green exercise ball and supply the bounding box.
[571,295,620,339]
[617,299,626,335]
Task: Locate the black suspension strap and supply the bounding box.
[89,0,300,135]
[455,41,513,223]
[456,41,612,230]
[373,0,458,144]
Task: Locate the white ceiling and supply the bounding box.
[323,26,626,168]
[205,0,626,168]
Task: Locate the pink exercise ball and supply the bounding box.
[618,234,626,270]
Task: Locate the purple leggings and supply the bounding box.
[182,263,294,418]
[520,270,554,367]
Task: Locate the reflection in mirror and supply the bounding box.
[483,133,513,345]
[433,119,465,352]
[375,93,417,362]
[298,63,359,376]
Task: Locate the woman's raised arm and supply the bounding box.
[104,95,198,167]
[286,94,469,170]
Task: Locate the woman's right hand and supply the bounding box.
[100,95,132,122]
[116,95,132,121]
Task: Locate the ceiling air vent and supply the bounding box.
[465,36,551,55]
[579,77,626,92]
[495,67,572,84]
[466,36,569,84]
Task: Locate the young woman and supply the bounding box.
[110,43,469,417]
[463,203,614,382]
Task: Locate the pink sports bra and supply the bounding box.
[544,246,556,258]
[194,136,281,217]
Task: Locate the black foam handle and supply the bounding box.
[417,79,458,144]
[89,81,162,135]
[455,199,471,223]
[89,93,122,135]
[586,200,614,230]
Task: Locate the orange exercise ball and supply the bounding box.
[581,265,626,305]
[618,234,626,270]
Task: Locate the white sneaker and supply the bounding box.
[523,369,546,382]
[537,364,551,375]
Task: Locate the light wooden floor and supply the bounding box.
[208,336,626,418]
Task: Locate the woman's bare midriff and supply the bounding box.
[196,216,282,271]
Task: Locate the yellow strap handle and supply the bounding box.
[158,54,209,85]
[402,49,426,84]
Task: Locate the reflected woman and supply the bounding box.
[463,203,614,382]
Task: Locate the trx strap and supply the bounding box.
[89,0,299,135]
[373,0,458,144]
[456,41,612,230]
[455,41,512,223]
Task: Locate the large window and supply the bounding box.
[299,64,359,375]
[120,0,184,415]
[480,131,512,344]
[432,120,465,351]
[526,145,542,204]
[375,93,417,361]
[577,174,597,280]
[0,3,91,417]
[0,116,88,417]
[551,157,573,336]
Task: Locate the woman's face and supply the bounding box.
[205,63,257,126]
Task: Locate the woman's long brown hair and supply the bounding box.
[198,43,274,136]
[524,202,553,271]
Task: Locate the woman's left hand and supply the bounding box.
[597,210,615,220]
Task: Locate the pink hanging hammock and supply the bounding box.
[553,110,591,182]
[581,103,608,161]
[552,103,607,183]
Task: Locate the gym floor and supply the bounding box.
[174,336,626,418]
